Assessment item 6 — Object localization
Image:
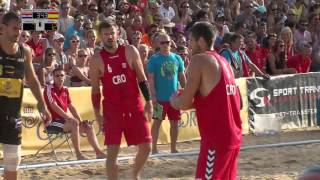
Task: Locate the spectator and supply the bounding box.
[159,0,175,21]
[285,9,298,29]
[214,13,229,51]
[245,33,267,73]
[58,2,74,36]
[70,49,90,87]
[98,1,116,21]
[311,26,320,72]
[148,32,186,154]
[266,39,297,75]
[78,0,91,15]
[83,29,97,57]
[53,33,69,72]
[131,30,143,48]
[64,13,85,50]
[175,35,186,47]
[287,41,312,73]
[126,15,144,39]
[44,68,106,160]
[83,19,93,31]
[27,31,46,65]
[141,24,159,48]
[138,44,149,73]
[173,1,192,32]
[220,34,268,78]
[308,13,320,43]
[118,0,130,15]
[291,0,308,21]
[39,48,57,86]
[185,10,209,32]
[261,33,277,56]
[19,31,30,45]
[87,3,99,28]
[256,22,268,45]
[115,12,128,45]
[279,27,294,59]
[43,30,57,50]
[145,1,161,27]
[233,21,246,36]
[65,35,80,67]
[176,45,189,69]
[294,19,312,51]
[235,0,258,32]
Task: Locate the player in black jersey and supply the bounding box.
[0,12,51,180]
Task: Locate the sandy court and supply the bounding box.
[1,129,320,179]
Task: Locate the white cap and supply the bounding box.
[53,33,65,41]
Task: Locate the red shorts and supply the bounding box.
[157,101,181,121]
[196,143,240,180]
[103,109,152,146]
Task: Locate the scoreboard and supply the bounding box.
[21,9,59,31]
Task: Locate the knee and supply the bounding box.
[139,143,151,154]
[3,145,21,171]
[72,120,79,128]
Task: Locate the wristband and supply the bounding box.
[139,81,151,101]
[91,92,101,109]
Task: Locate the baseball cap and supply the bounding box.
[53,33,65,41]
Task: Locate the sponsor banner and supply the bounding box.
[247,73,320,133]
[0,80,249,156]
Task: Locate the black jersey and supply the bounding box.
[0,44,25,116]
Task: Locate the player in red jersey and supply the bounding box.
[170,22,242,180]
[90,21,153,180]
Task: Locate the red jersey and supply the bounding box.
[246,46,267,72]
[194,51,242,150]
[287,54,311,73]
[44,85,71,121]
[100,45,144,112]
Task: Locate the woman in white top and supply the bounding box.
[39,48,57,86]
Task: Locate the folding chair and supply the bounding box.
[34,128,73,160]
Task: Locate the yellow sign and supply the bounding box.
[0,78,22,98]
[0,81,249,156]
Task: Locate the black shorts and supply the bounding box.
[46,119,66,132]
[0,115,22,145]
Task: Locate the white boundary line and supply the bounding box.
[1,140,320,171]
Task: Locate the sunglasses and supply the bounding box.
[179,53,188,56]
[160,41,171,45]
[72,40,80,43]
[90,8,98,12]
[56,39,65,42]
[279,44,285,47]
[78,54,88,57]
[55,74,65,77]
[47,53,56,56]
[181,6,189,8]
[75,18,84,22]
[272,8,278,11]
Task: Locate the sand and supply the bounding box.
[1,129,320,179]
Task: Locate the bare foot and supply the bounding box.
[96,152,107,159]
[76,153,90,160]
[171,149,179,153]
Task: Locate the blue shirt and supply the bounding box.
[148,52,184,101]
[64,25,84,50]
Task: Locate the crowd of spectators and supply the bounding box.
[0,0,319,87]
